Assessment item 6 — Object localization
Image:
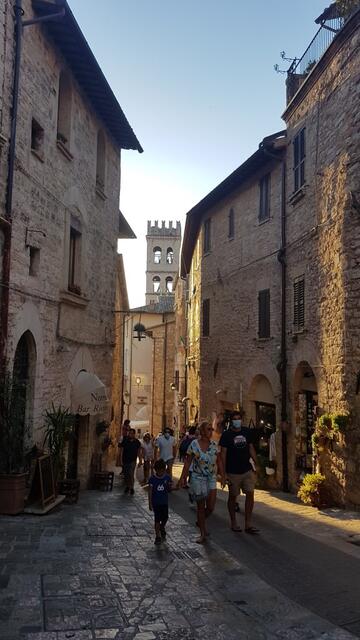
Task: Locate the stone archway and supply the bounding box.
[292,361,318,480]
[247,374,277,487]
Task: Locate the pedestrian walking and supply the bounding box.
[155,428,177,478]
[178,420,218,544]
[138,432,154,484]
[219,411,259,534]
[148,458,172,545]
[118,428,141,495]
[178,425,197,462]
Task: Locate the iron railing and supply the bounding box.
[288,16,345,76]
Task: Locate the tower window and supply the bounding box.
[258,289,270,338]
[68,226,82,295]
[153,247,162,264]
[31,119,44,159]
[57,71,72,148]
[202,299,210,336]
[152,276,161,293]
[29,247,40,277]
[203,218,211,253]
[259,174,270,221]
[293,127,306,192]
[166,276,173,293]
[166,247,174,264]
[96,130,106,192]
[228,208,234,239]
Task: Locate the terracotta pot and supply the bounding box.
[0,473,27,515]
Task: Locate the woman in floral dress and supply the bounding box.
[178,420,219,543]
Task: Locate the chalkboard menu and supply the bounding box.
[38,455,56,507]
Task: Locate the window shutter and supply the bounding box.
[258,289,270,338]
[294,277,305,329]
[202,299,210,337]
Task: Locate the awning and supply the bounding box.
[71,371,108,416]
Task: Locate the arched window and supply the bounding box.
[153,247,162,264]
[13,331,37,435]
[57,71,72,148]
[166,247,174,264]
[152,276,161,293]
[96,130,106,192]
[166,276,173,293]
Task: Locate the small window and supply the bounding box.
[294,276,305,330]
[228,208,235,238]
[258,289,270,338]
[293,127,306,192]
[96,130,106,192]
[57,71,72,148]
[153,247,162,264]
[166,276,173,292]
[29,247,40,277]
[68,226,81,295]
[166,247,174,264]
[31,119,44,158]
[203,219,211,253]
[152,276,161,293]
[259,174,270,221]
[202,298,210,337]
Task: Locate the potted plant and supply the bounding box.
[332,413,349,433]
[43,404,75,486]
[298,473,326,508]
[96,420,109,437]
[0,372,30,515]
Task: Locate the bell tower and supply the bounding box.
[145,220,181,304]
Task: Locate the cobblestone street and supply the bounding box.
[0,480,356,640]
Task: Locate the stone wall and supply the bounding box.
[283,10,360,505]
[1,0,128,488]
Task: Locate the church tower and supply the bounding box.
[145,220,181,304]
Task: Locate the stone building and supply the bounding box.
[181,4,360,506]
[123,220,181,437]
[145,220,181,304]
[0,0,141,487]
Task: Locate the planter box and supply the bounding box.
[0,473,27,515]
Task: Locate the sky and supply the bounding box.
[69,0,327,308]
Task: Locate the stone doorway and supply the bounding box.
[293,361,318,479]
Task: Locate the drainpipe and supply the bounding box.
[262,142,289,492]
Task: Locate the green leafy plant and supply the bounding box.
[317,413,333,436]
[332,413,349,433]
[0,371,29,474]
[298,473,325,507]
[43,404,74,482]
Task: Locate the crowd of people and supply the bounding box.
[117,413,259,545]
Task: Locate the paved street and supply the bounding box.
[0,476,358,640]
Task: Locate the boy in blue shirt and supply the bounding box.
[148,459,172,545]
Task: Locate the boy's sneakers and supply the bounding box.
[154,536,162,545]
[160,526,166,539]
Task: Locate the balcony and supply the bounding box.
[286,2,359,103]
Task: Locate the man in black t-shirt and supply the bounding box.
[219,412,259,534]
[119,428,141,495]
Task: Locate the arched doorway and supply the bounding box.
[248,374,277,486]
[13,331,37,435]
[293,361,318,476]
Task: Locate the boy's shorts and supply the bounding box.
[189,474,216,501]
[153,504,168,523]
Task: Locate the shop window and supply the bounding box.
[203,218,211,253]
[293,276,305,330]
[29,247,40,277]
[31,118,44,159]
[153,246,162,264]
[152,275,160,293]
[202,298,210,336]
[96,130,106,192]
[57,71,72,149]
[293,127,306,192]
[228,208,234,239]
[259,174,270,221]
[258,289,270,338]
[166,247,174,264]
[68,226,82,295]
[166,276,173,292]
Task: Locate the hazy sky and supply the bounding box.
[69,0,326,308]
